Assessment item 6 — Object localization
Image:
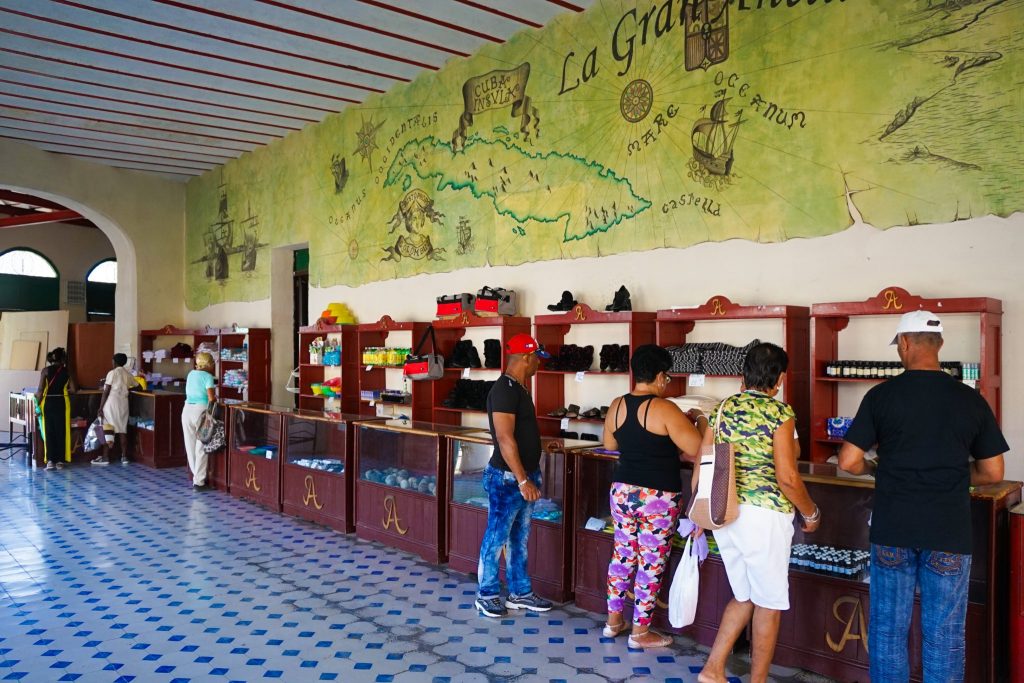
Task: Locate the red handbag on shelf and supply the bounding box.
[436,293,475,319]
[403,326,445,381]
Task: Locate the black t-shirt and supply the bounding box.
[486,375,541,473]
[844,370,1008,554]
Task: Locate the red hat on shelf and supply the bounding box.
[505,333,551,358]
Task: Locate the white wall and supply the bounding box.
[0,221,115,322]
[0,138,186,354]
[187,210,1024,480]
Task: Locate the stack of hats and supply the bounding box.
[666,339,760,375]
[319,302,357,324]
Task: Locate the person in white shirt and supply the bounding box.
[92,353,139,465]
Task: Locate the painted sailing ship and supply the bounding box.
[456,216,473,254]
[203,185,234,280]
[691,98,743,176]
[240,202,260,272]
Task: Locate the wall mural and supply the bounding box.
[185,0,1023,310]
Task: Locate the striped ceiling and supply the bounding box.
[0,0,590,182]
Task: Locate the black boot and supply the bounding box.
[617,345,630,373]
[599,344,618,372]
[449,340,471,368]
[606,285,631,312]
[467,342,482,369]
[547,290,577,312]
[483,339,501,369]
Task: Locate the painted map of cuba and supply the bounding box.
[185,0,1023,306]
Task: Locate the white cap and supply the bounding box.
[890,310,943,345]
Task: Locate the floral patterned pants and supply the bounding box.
[606,483,683,626]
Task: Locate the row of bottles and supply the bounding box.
[824,360,971,380]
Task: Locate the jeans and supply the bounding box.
[476,465,540,598]
[869,543,971,683]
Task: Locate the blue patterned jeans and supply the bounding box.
[869,543,972,682]
[476,465,540,598]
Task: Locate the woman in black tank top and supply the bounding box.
[600,345,707,649]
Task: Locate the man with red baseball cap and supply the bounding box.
[475,333,552,618]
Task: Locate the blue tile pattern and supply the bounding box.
[0,455,829,682]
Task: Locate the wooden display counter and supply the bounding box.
[446,434,591,603]
[281,410,386,533]
[774,464,1021,683]
[227,404,283,512]
[129,391,186,468]
[354,419,479,563]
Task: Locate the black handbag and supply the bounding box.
[403,326,445,381]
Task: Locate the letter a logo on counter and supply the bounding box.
[303,475,324,510]
[382,495,408,535]
[245,461,262,492]
[825,596,869,654]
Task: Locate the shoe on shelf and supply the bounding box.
[564,404,581,419]
[547,407,568,418]
[605,285,632,312]
[505,592,552,612]
[45,461,55,470]
[91,456,110,466]
[547,290,577,312]
[475,596,507,618]
[580,407,601,419]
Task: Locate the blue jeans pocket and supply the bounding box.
[875,545,910,568]
[924,551,966,576]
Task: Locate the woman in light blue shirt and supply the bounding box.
[181,352,216,490]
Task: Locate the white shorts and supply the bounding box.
[712,503,795,610]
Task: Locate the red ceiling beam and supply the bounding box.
[0,189,68,211]
[0,209,82,229]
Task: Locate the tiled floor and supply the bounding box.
[0,449,829,683]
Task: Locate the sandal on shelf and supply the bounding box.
[547,407,568,418]
[580,407,601,419]
[565,404,581,419]
[628,629,672,649]
[599,405,609,419]
[602,621,628,638]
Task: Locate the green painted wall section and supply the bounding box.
[185,0,1024,310]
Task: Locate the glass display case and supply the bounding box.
[354,419,479,563]
[447,435,589,602]
[128,391,187,470]
[281,410,378,533]
[227,404,283,512]
[571,448,732,646]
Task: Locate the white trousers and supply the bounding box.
[181,402,208,486]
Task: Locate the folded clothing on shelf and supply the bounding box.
[666,339,761,375]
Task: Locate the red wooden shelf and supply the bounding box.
[655,295,810,453]
[809,286,1002,464]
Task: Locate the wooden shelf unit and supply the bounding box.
[533,303,656,438]
[355,315,430,421]
[655,295,811,448]
[809,286,1001,463]
[138,325,271,403]
[297,322,357,413]
[428,312,531,427]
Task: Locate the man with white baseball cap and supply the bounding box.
[839,310,1007,682]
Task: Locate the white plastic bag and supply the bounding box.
[668,535,700,628]
[83,418,104,453]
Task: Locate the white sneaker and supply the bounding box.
[45,461,55,470]
[91,456,110,466]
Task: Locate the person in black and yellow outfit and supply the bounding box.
[36,347,77,470]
